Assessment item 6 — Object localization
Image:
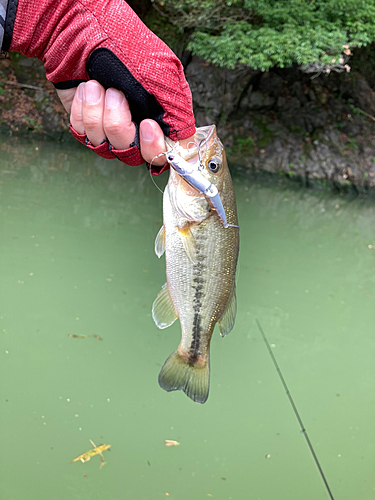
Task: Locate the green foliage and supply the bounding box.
[345,138,358,151]
[235,136,254,151]
[144,6,187,58]
[24,116,41,131]
[348,103,363,115]
[152,0,375,70]
[227,136,255,155]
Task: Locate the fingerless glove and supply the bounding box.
[3,0,195,170]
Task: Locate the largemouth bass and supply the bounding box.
[152,125,239,404]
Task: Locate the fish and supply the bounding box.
[152,125,239,404]
[71,439,111,468]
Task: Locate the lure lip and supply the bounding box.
[165,151,238,229]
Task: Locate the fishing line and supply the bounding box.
[255,319,335,500]
[149,152,167,195]
[186,141,198,153]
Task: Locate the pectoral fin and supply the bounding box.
[155,225,165,258]
[152,283,178,329]
[177,224,197,264]
[218,285,237,337]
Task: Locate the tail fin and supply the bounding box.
[158,350,210,404]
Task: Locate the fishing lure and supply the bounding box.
[162,141,239,230]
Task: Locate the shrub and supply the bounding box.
[151,0,375,72]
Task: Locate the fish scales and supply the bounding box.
[166,214,234,355]
[153,125,239,404]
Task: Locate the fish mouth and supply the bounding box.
[166,150,227,225]
[165,125,216,164]
[165,126,238,229]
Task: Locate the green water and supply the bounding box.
[1,134,374,500]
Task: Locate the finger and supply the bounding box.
[82,81,106,146]
[139,119,167,166]
[103,88,136,150]
[56,87,77,114]
[179,134,196,149]
[70,83,85,135]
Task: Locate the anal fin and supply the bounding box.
[218,285,237,337]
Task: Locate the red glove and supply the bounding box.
[4,0,195,171]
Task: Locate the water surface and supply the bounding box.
[1,135,374,499]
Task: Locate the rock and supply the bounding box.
[42,106,65,136]
[3,51,375,190]
[258,72,284,97]
[303,102,328,132]
[354,77,375,116]
[278,97,304,131]
[339,72,375,116]
[292,81,307,103]
[9,53,46,85]
[243,91,275,110]
[186,56,259,125]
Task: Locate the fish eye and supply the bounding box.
[208,160,221,173]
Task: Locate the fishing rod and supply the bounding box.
[255,319,335,500]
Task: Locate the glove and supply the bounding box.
[4,0,195,171]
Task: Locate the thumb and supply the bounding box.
[139,120,167,166]
[56,88,77,114]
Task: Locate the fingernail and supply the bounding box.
[105,88,124,109]
[77,82,84,101]
[140,121,155,142]
[84,81,101,104]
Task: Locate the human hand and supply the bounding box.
[9,0,195,170]
[57,81,169,167]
